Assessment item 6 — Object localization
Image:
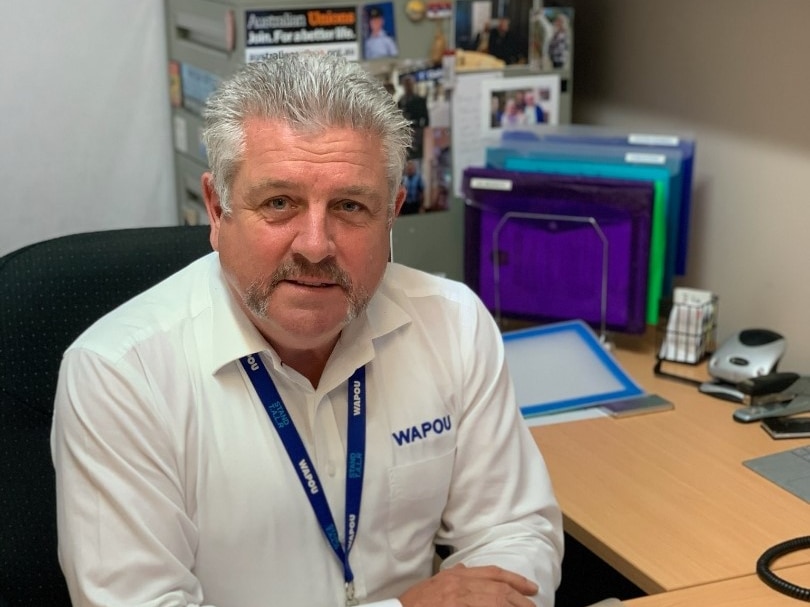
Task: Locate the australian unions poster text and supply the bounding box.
[245,7,359,63]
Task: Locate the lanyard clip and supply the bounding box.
[345,581,359,606]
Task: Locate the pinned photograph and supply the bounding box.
[362,2,399,60]
[482,75,561,134]
[529,7,574,71]
[395,65,452,215]
[454,0,536,66]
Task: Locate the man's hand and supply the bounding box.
[399,564,539,607]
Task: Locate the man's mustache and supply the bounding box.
[244,257,352,313]
[269,257,352,291]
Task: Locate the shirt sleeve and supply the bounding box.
[435,295,564,607]
[51,347,212,607]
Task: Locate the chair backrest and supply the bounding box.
[0,226,211,606]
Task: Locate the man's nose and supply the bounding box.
[291,208,336,263]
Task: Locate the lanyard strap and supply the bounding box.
[239,354,366,589]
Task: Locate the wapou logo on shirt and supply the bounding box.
[392,415,452,446]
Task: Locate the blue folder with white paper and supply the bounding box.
[503,320,644,417]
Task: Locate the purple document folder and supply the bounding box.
[462,167,653,334]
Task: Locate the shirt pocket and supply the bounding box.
[387,448,455,560]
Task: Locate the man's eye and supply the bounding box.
[267,198,288,210]
[338,201,361,212]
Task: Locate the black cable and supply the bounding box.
[756,536,810,600]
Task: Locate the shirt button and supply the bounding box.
[327,461,336,477]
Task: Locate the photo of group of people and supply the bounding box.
[454,1,573,71]
[454,0,536,66]
[482,75,561,134]
[490,87,547,128]
[391,67,452,216]
[399,126,451,216]
[470,17,520,65]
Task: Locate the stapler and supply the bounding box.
[733,393,810,423]
[736,372,801,406]
[731,373,810,422]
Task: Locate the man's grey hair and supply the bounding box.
[201,53,413,215]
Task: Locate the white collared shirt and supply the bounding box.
[52,253,563,607]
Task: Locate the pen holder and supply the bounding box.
[653,294,718,384]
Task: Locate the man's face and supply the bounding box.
[370,15,384,33]
[204,117,405,355]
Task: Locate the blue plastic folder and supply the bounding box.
[497,157,668,325]
[501,126,696,275]
[503,320,643,417]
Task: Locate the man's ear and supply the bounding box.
[201,172,223,251]
[393,185,406,218]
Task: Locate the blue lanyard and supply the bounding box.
[239,354,366,605]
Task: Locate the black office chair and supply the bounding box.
[0,226,211,606]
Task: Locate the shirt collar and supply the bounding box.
[207,256,273,375]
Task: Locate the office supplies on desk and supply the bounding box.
[744,445,810,503]
[731,376,810,423]
[601,393,673,418]
[733,395,810,423]
[463,167,653,334]
[488,137,685,300]
[717,372,808,422]
[500,125,696,276]
[495,156,668,325]
[657,287,717,364]
[492,137,685,278]
[700,329,787,402]
[709,329,786,383]
[503,319,644,417]
[737,371,801,406]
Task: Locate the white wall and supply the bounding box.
[567,0,810,372]
[0,1,176,257]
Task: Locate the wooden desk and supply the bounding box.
[623,563,810,606]
[531,334,810,594]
